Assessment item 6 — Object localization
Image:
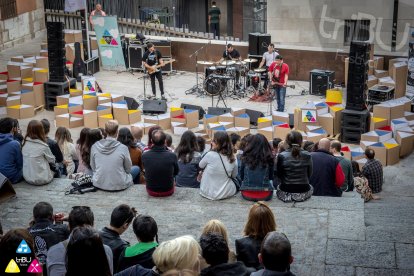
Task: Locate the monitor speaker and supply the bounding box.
[180,103,205,120]
[125,96,140,110]
[245,109,265,126]
[142,100,167,114]
[207,107,232,116]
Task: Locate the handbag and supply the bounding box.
[217,152,240,192]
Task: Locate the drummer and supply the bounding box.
[259,43,279,89]
[220,44,241,87]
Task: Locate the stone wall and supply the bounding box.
[267,0,414,54]
[0,0,45,51]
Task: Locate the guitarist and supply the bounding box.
[142,43,165,100]
[268,55,290,112]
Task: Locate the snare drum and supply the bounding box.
[205,66,217,78]
[247,71,261,89]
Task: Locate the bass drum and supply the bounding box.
[204,74,225,96]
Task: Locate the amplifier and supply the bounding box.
[128,45,145,70]
[161,57,173,73]
[309,69,335,96]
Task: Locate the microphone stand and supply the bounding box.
[185,40,212,96]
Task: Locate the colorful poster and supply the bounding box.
[302,110,317,123]
[92,16,126,70]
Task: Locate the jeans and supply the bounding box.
[130,166,141,184]
[210,23,220,38]
[150,70,164,96]
[274,86,287,112]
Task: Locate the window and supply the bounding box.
[344,19,370,45]
[0,0,17,20]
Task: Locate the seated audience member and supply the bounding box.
[22,120,56,185]
[302,141,315,152]
[152,235,201,274]
[330,140,354,192]
[47,206,114,275]
[362,147,384,194]
[271,138,282,188]
[131,126,146,151]
[0,117,23,183]
[251,231,295,276]
[236,201,276,270]
[11,118,24,145]
[240,134,274,201]
[230,133,241,154]
[55,126,78,176]
[352,160,378,202]
[81,128,103,176]
[117,215,159,271]
[175,130,202,188]
[200,233,251,276]
[115,264,156,276]
[200,219,236,269]
[143,126,162,152]
[196,136,207,156]
[100,204,136,269]
[165,133,174,151]
[28,202,70,266]
[0,229,41,276]
[99,127,108,139]
[91,120,139,190]
[66,226,112,276]
[276,131,313,202]
[75,127,90,174]
[309,138,344,197]
[41,119,64,177]
[271,138,282,155]
[162,269,198,276]
[142,130,178,197]
[199,131,238,200]
[118,127,143,181]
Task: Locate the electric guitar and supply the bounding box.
[147,59,176,75]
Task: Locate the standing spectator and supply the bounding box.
[100,204,136,269]
[118,127,143,181]
[55,127,78,177]
[117,215,159,271]
[22,120,55,185]
[252,232,295,276]
[142,130,178,196]
[362,147,384,194]
[89,3,107,27]
[199,131,238,200]
[66,226,112,276]
[268,55,290,112]
[28,202,70,267]
[131,126,146,151]
[143,125,162,152]
[0,117,23,183]
[76,127,90,175]
[236,202,276,270]
[309,138,344,197]
[239,134,274,201]
[330,140,354,192]
[165,133,174,151]
[200,233,251,276]
[91,120,140,190]
[208,1,221,38]
[175,130,202,188]
[41,118,64,177]
[81,128,103,176]
[276,131,313,202]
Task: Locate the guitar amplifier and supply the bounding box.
[128,45,145,70]
[161,57,173,74]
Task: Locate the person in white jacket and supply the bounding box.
[22,120,55,185]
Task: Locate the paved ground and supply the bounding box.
[1,36,414,276]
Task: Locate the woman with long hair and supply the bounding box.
[239,134,274,201]
[175,130,202,188]
[66,226,112,276]
[76,127,90,174]
[143,125,162,152]
[118,127,143,183]
[55,126,78,176]
[276,130,313,202]
[22,120,55,185]
[81,128,103,175]
[199,131,238,200]
[235,201,277,270]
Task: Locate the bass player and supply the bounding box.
[142,43,165,100]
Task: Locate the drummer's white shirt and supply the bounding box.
[263,51,279,67]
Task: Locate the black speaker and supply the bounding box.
[245,109,265,126]
[309,69,335,96]
[128,45,145,69]
[125,96,140,110]
[248,33,271,55]
[142,100,167,114]
[47,22,66,83]
[208,107,232,116]
[150,40,172,57]
[181,103,205,120]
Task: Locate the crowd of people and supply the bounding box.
[0,116,383,202]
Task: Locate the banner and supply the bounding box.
[64,0,85,12]
[92,16,126,71]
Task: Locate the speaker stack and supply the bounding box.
[46,22,66,83]
[341,41,371,144]
[248,33,271,56]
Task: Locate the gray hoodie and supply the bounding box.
[90,138,133,191]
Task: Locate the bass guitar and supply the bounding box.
[147,59,176,75]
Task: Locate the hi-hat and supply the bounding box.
[244,58,258,63]
[220,60,236,66]
[235,60,246,65]
[197,61,214,65]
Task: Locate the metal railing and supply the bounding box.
[0,0,17,20]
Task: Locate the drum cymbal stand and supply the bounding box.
[185,40,211,96]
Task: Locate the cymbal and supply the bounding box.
[220,60,236,66]
[197,61,214,65]
[254,68,266,72]
[235,61,246,65]
[244,58,258,63]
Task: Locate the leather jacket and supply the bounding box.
[235,236,263,270]
[276,149,312,193]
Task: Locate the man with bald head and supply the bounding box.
[309,138,344,197]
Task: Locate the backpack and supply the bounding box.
[65,174,97,195]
